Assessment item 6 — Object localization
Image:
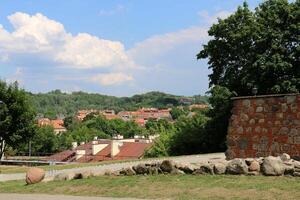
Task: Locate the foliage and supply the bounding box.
[197,0,300,95]
[144,124,176,157]
[169,113,210,155]
[0,81,36,159]
[196,0,300,153]
[170,107,189,120]
[29,90,208,118]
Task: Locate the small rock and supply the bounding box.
[280,153,291,162]
[248,160,260,172]
[133,164,149,175]
[200,164,214,175]
[148,167,159,175]
[170,168,185,175]
[120,167,136,176]
[54,172,75,181]
[293,172,300,177]
[226,159,248,175]
[178,164,197,174]
[26,167,45,185]
[261,156,285,176]
[214,163,227,175]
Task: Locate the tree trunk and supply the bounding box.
[0,139,5,160]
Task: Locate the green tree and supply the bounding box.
[0,81,36,159]
[196,0,299,152]
[198,0,300,95]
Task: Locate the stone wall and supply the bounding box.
[226,94,300,160]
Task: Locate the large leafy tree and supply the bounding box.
[0,81,36,159]
[198,0,300,95]
[197,0,299,152]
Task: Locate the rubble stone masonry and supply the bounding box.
[226,93,300,160]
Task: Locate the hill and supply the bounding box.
[28,90,209,119]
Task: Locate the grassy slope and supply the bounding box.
[1,175,300,200]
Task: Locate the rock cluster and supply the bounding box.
[48,153,300,183]
[117,154,300,177]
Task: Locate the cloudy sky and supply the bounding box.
[0,0,262,96]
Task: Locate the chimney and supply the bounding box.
[92,140,108,156]
[71,142,78,150]
[75,149,86,160]
[111,140,120,158]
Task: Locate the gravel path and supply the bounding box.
[0,153,225,182]
[0,193,148,200]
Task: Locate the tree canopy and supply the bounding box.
[0,81,36,159]
[198,0,300,95]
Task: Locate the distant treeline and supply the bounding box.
[27,90,209,119]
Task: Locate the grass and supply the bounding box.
[0,175,300,200]
[0,159,135,174]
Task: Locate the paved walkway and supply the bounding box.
[0,153,225,182]
[0,193,148,200]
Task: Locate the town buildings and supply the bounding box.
[48,138,152,163]
[37,118,67,134]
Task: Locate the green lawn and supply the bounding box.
[0,175,300,200]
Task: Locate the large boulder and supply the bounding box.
[261,156,285,176]
[160,160,176,173]
[226,159,248,175]
[25,167,45,185]
[214,162,227,175]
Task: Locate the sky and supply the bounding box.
[0,0,262,97]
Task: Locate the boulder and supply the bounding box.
[120,167,136,176]
[214,162,227,175]
[54,172,75,181]
[226,159,248,175]
[261,156,285,176]
[248,160,260,172]
[25,167,45,185]
[148,167,159,175]
[200,164,214,175]
[283,161,294,175]
[133,164,149,175]
[280,153,291,162]
[293,172,300,177]
[177,164,196,174]
[293,160,300,169]
[160,160,176,173]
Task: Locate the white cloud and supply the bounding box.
[55,33,132,69]
[98,4,125,16]
[90,73,133,86]
[128,26,209,62]
[0,12,132,69]
[198,10,232,25]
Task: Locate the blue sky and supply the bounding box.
[0,0,262,96]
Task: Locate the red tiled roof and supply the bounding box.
[51,119,65,129]
[116,142,151,158]
[48,140,152,163]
